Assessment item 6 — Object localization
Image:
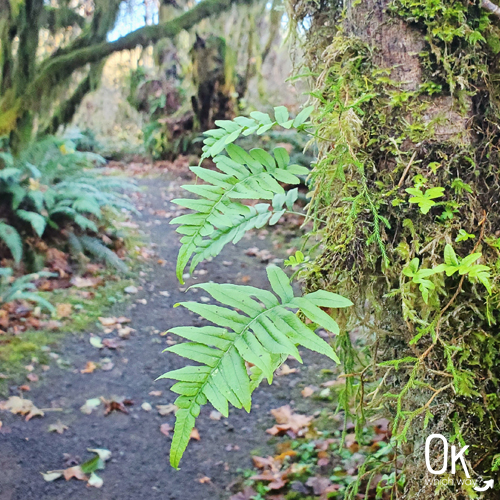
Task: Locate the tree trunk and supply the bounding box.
[297,0,500,497]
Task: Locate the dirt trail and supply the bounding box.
[0,175,328,500]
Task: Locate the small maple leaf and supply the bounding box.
[48,420,68,434]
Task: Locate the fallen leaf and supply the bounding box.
[266,405,313,437]
[42,471,63,482]
[80,398,101,414]
[276,364,297,376]
[157,404,178,416]
[159,291,170,297]
[26,373,39,382]
[100,358,114,371]
[118,326,134,338]
[306,476,333,495]
[98,317,117,327]
[48,420,68,434]
[89,335,103,348]
[81,362,97,374]
[197,476,211,484]
[149,390,162,397]
[160,423,173,437]
[102,338,121,349]
[88,472,103,488]
[301,386,315,398]
[0,396,44,421]
[141,402,152,412]
[63,465,87,481]
[102,396,133,415]
[190,428,200,440]
[71,277,102,288]
[209,410,222,421]
[229,487,257,500]
[250,469,288,490]
[56,303,72,318]
[124,285,138,294]
[87,448,112,461]
[19,384,30,391]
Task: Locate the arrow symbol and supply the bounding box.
[474,479,494,492]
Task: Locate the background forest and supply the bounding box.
[1,1,500,500]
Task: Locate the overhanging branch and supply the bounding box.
[482,0,500,19]
[28,0,244,101]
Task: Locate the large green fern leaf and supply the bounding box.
[171,144,308,282]
[159,265,352,468]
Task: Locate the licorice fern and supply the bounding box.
[160,265,352,467]
[163,106,353,468]
[172,105,314,282]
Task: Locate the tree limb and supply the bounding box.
[482,0,500,19]
[28,0,247,102]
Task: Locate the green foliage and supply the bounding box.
[171,110,312,282]
[0,267,55,312]
[200,105,313,159]
[406,186,444,214]
[163,105,353,468]
[160,265,352,467]
[0,137,135,267]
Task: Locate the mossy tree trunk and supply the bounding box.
[297,0,500,497]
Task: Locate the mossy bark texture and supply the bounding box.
[295,0,500,497]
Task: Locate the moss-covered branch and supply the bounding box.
[30,0,248,102]
[41,62,104,136]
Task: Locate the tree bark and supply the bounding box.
[300,0,500,497]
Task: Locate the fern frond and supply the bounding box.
[0,222,22,263]
[171,144,308,282]
[79,235,127,272]
[201,106,314,159]
[159,265,352,468]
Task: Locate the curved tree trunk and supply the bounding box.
[299,0,500,497]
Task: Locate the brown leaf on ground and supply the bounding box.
[306,476,333,495]
[19,384,30,391]
[301,386,315,398]
[157,404,178,416]
[266,405,313,437]
[229,487,257,500]
[102,397,133,415]
[46,248,72,277]
[71,276,103,288]
[190,428,200,440]
[80,362,97,374]
[160,423,173,437]
[250,469,288,490]
[63,466,87,481]
[102,338,122,349]
[48,420,68,434]
[276,364,297,376]
[0,396,44,421]
[56,303,72,318]
[197,476,211,484]
[149,391,162,397]
[26,373,38,382]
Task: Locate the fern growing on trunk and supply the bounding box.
[162,108,353,467]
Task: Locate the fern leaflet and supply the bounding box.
[171,144,308,282]
[159,265,352,467]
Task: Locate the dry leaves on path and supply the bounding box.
[157,404,177,416]
[102,396,133,415]
[70,276,103,288]
[48,420,68,434]
[42,448,111,489]
[266,405,313,437]
[0,396,44,421]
